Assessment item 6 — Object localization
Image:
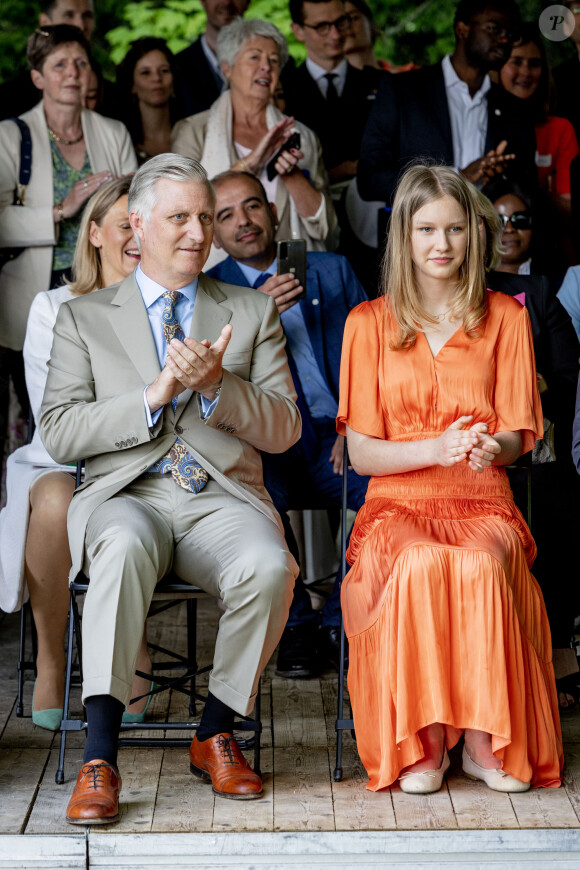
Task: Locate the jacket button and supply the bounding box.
[175,425,183,435]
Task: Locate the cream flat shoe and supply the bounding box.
[462,747,530,792]
[398,749,450,794]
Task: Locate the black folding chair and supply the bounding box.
[55,465,261,785]
[334,444,354,782]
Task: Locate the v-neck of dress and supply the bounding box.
[421,322,464,360]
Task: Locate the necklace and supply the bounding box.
[48,126,84,145]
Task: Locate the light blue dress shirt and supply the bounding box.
[135,265,216,426]
[237,259,338,420]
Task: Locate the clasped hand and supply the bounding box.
[146,325,233,413]
[435,415,501,473]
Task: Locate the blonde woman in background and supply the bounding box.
[0,177,151,730]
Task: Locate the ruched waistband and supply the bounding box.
[366,463,513,501]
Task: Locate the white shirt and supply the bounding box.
[306,57,348,99]
[441,54,491,171]
[135,265,216,425]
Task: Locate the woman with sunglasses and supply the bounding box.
[479,185,580,712]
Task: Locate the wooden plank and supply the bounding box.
[510,786,579,828]
[447,771,519,829]
[391,778,459,830]
[151,746,214,832]
[563,743,580,823]
[212,747,274,832]
[332,739,397,830]
[0,748,49,834]
[271,678,327,747]
[25,745,85,833]
[273,746,335,831]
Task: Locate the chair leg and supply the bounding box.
[16,604,27,718]
[56,592,78,785]
[187,599,197,716]
[334,618,348,782]
[253,680,262,778]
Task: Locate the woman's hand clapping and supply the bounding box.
[433,416,479,467]
[465,421,501,473]
[59,170,115,220]
[237,117,298,176]
[434,416,501,472]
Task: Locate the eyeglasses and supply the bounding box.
[302,15,350,36]
[497,210,533,230]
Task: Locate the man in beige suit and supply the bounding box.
[39,154,301,824]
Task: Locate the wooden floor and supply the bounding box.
[2,596,580,848]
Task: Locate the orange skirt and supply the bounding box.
[342,464,563,791]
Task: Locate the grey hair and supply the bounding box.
[128,153,214,223]
[216,18,289,73]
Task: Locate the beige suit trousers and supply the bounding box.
[81,475,298,716]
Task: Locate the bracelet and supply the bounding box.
[54,201,64,222]
[238,158,252,174]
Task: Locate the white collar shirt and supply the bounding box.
[441,54,491,172]
[306,56,348,99]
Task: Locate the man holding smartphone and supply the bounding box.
[207,169,369,677]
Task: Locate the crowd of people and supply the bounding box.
[0,0,580,826]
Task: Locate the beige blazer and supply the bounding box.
[171,108,336,265]
[0,102,138,350]
[39,271,302,577]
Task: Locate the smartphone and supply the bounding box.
[266,131,301,181]
[277,239,307,300]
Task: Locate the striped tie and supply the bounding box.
[147,291,209,493]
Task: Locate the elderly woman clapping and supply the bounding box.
[171,18,336,268]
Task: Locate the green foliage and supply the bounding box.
[104,0,307,67]
[105,0,207,65]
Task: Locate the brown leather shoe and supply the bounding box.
[189,733,263,800]
[66,759,121,825]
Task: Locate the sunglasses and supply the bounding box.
[497,210,533,230]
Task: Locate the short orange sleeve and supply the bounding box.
[494,302,544,455]
[337,301,386,439]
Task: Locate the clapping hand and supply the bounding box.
[461,140,515,186]
[465,421,501,473]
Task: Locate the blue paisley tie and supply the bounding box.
[148,291,209,494]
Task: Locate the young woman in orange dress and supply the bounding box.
[336,164,563,795]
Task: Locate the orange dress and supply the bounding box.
[336,291,563,791]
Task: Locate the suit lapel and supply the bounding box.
[430,64,454,159]
[299,266,330,389]
[108,273,161,385]
[191,273,233,342]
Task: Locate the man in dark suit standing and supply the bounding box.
[358,0,536,207]
[282,0,383,187]
[207,170,369,677]
[173,0,250,118]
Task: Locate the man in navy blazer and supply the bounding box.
[207,169,369,677]
[358,0,536,206]
[173,0,249,118]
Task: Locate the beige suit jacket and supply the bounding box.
[0,102,138,350]
[39,271,301,578]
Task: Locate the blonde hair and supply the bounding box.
[469,183,504,271]
[68,176,133,296]
[382,164,487,349]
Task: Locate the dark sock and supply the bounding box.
[196,691,235,741]
[83,694,124,767]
